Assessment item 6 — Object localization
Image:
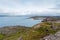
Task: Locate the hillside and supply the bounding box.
[0,26,30,40]
[0,17,60,40]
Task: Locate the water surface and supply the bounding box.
[0,16,42,27]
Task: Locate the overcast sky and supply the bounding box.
[0,0,60,15]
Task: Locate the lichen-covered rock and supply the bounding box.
[43,31,60,40]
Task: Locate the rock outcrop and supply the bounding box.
[43,31,60,40]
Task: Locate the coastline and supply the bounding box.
[0,16,60,40]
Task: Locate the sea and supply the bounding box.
[0,16,42,27]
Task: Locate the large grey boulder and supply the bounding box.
[43,31,60,40]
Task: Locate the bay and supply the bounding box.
[0,16,42,27]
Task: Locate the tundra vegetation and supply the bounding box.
[0,17,60,40]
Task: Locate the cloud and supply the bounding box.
[0,0,60,15]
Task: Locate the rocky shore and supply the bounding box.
[0,17,60,40]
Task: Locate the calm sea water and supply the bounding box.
[0,16,42,27]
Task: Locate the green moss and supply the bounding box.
[22,22,60,40]
[1,22,60,40]
[0,34,5,40]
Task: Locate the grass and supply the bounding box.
[22,22,60,40]
[0,22,60,40]
[0,34,5,40]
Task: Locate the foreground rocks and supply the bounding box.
[43,31,60,40]
[0,26,29,34]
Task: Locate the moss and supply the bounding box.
[0,34,5,40]
[1,22,60,40]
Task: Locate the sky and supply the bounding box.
[0,0,60,16]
